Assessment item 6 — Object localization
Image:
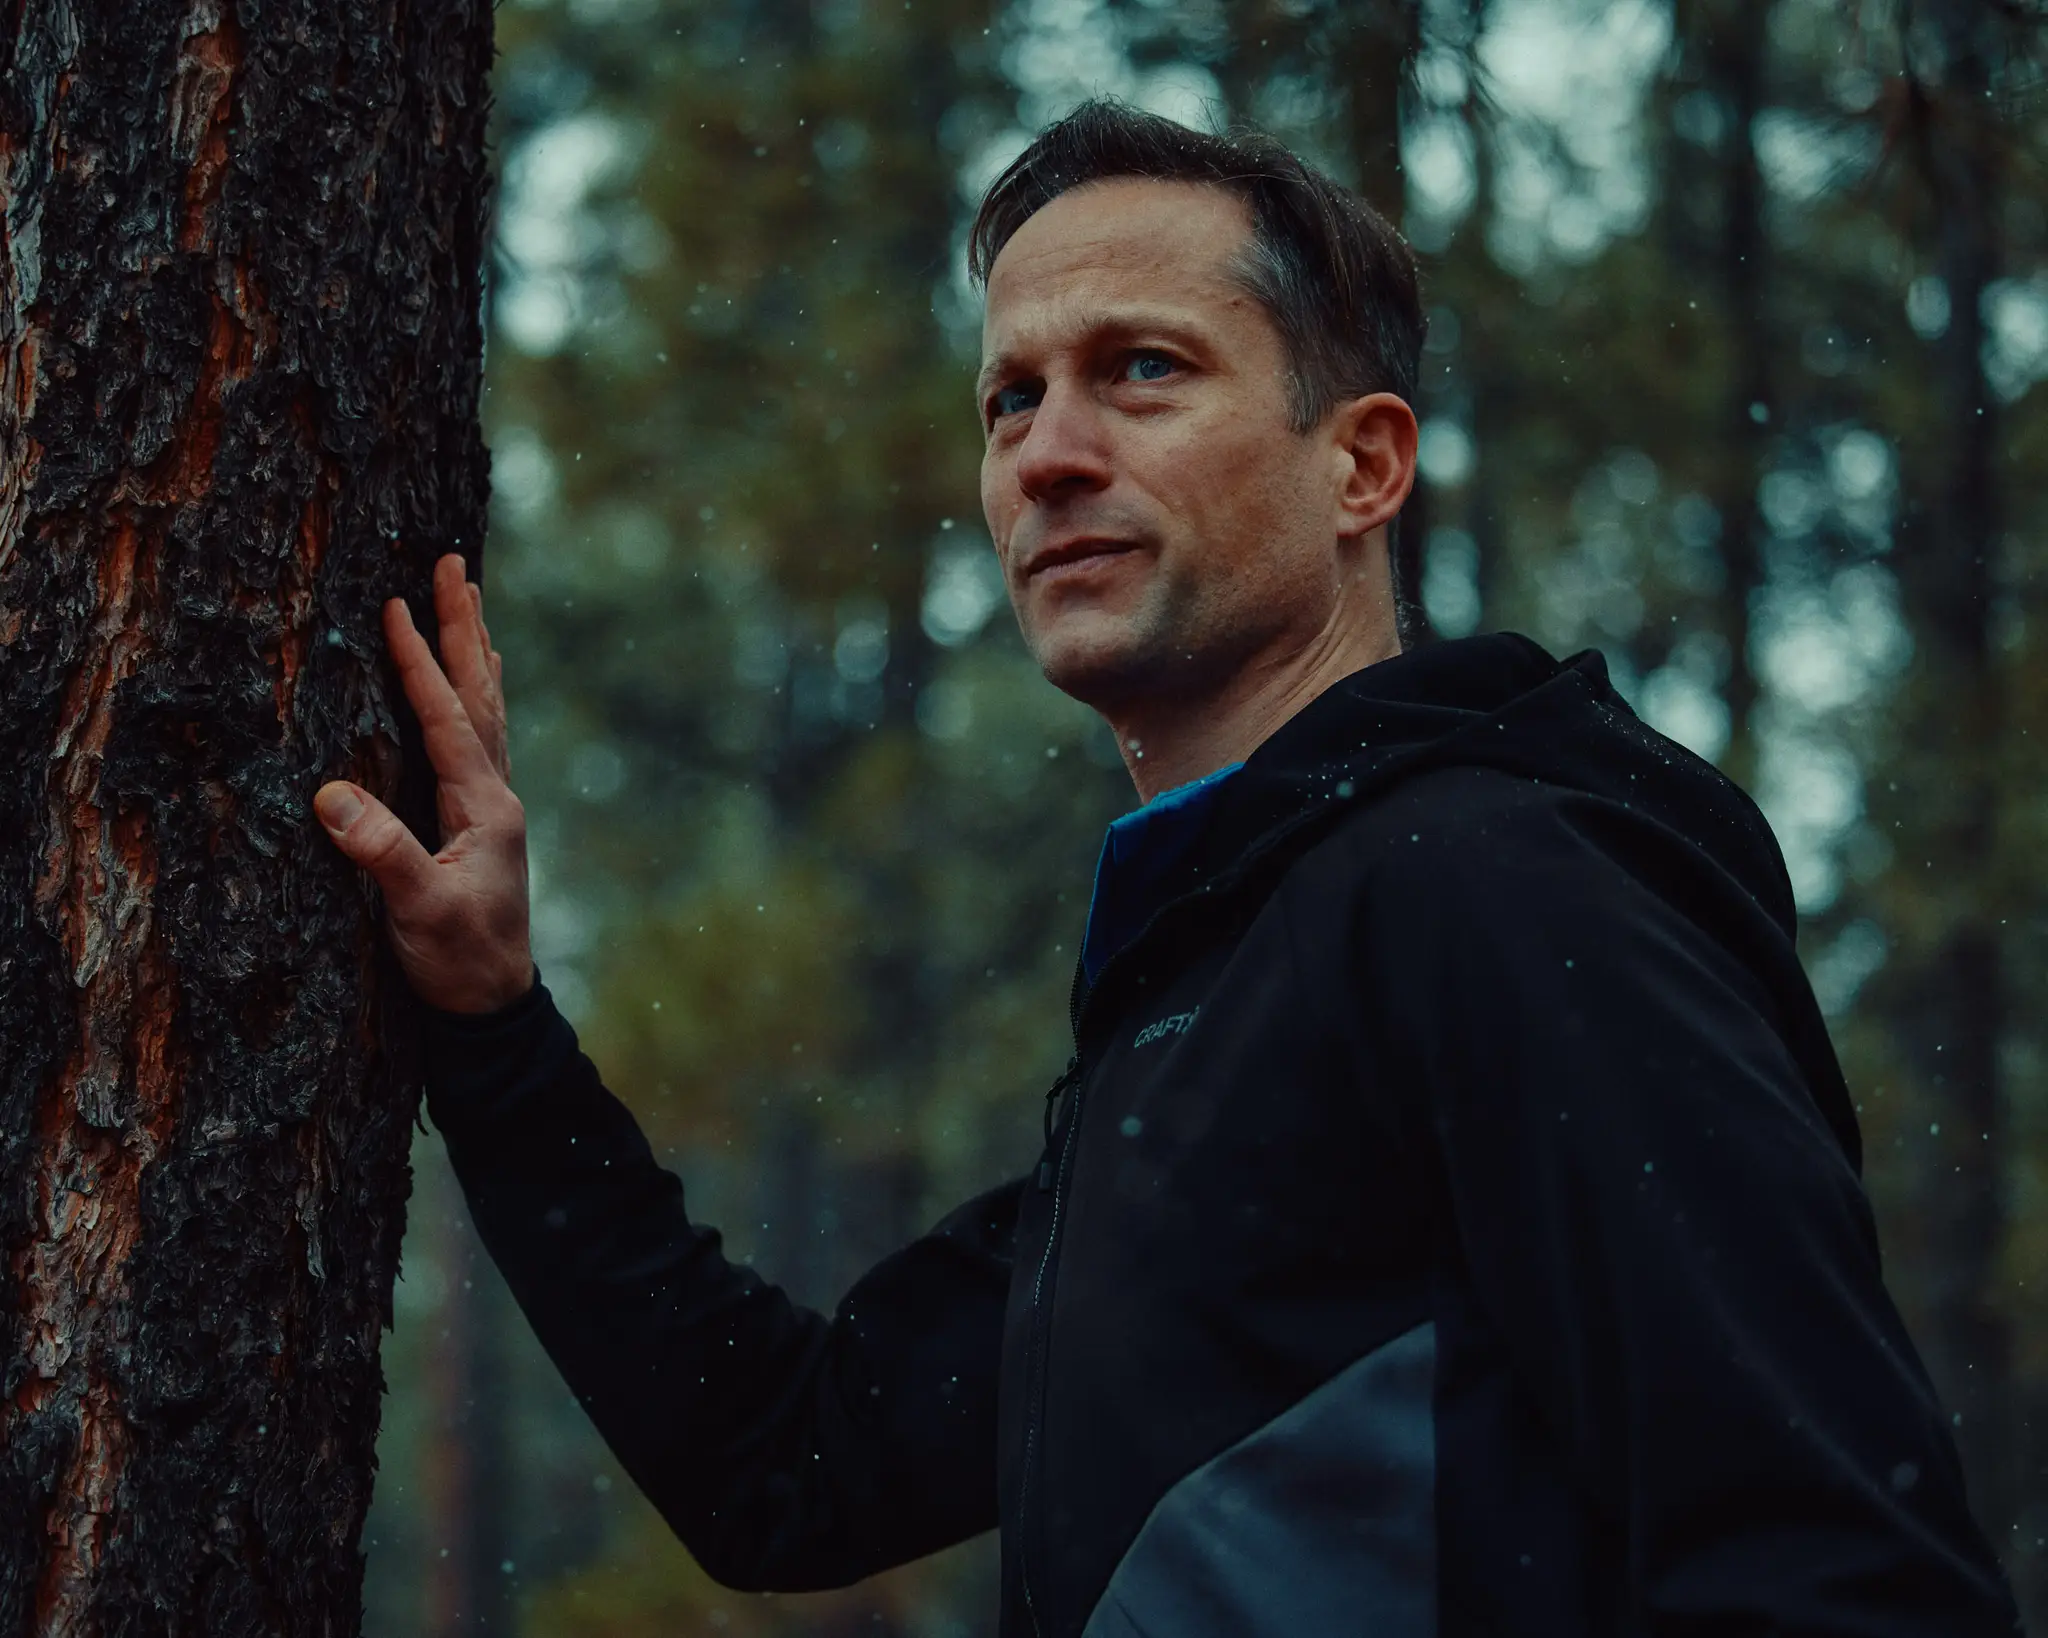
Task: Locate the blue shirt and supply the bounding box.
[1080,762,1244,987]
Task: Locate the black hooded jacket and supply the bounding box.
[423,633,2018,1636]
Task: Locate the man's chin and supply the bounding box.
[1029,622,1175,712]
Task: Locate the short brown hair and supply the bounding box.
[968,100,1427,639]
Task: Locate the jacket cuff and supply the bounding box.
[419,965,573,1125]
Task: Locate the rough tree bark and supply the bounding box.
[0,0,492,1631]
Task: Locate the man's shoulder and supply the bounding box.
[1282,756,1793,994]
[1280,762,1695,945]
[1310,763,1589,875]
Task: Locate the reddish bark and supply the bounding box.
[0,0,493,1631]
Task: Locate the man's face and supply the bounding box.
[978,178,1364,716]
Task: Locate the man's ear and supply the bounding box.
[1332,393,1418,542]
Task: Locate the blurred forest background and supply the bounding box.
[357,0,2048,1631]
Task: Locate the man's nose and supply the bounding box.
[1014,382,1113,504]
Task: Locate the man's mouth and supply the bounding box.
[1025,538,1140,580]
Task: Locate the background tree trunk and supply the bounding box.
[1886,0,2015,1554]
[0,0,493,1631]
[1334,0,1429,645]
[421,1202,513,1638]
[1694,0,1770,788]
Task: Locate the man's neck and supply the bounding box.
[1108,619,1403,803]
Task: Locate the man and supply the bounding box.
[314,103,2019,1634]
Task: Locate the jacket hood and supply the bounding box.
[1201,631,1799,942]
[1148,629,1856,1164]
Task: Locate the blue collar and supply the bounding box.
[1080,762,1244,986]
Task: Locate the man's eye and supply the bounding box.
[992,382,1040,418]
[1123,352,1177,383]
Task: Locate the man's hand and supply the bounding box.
[313,553,535,1016]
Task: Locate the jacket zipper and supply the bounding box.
[1017,1051,1081,1638]
[1017,944,1095,1635]
[1013,805,1352,1635]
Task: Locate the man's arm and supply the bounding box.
[311,556,1008,1586]
[423,976,1013,1589]
[1348,780,2018,1633]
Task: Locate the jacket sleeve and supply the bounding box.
[1351,787,2019,1634]
[419,972,1015,1592]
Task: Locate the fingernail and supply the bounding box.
[316,786,365,834]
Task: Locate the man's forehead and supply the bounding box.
[986,178,1251,294]
[979,179,1254,360]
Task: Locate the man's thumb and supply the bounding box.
[314,781,424,888]
[315,782,366,836]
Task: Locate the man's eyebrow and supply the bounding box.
[975,352,1023,403]
[976,310,1217,402]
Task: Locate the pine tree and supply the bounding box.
[0,0,492,1628]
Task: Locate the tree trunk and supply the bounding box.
[1332,0,1429,644]
[1891,0,2014,1553]
[421,1201,513,1637]
[0,0,493,1631]
[1690,0,1770,787]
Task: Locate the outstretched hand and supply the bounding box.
[314,553,535,1016]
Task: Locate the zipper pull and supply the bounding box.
[1037,1053,1082,1191]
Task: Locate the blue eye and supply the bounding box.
[1124,352,1176,382]
[991,381,1040,419]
